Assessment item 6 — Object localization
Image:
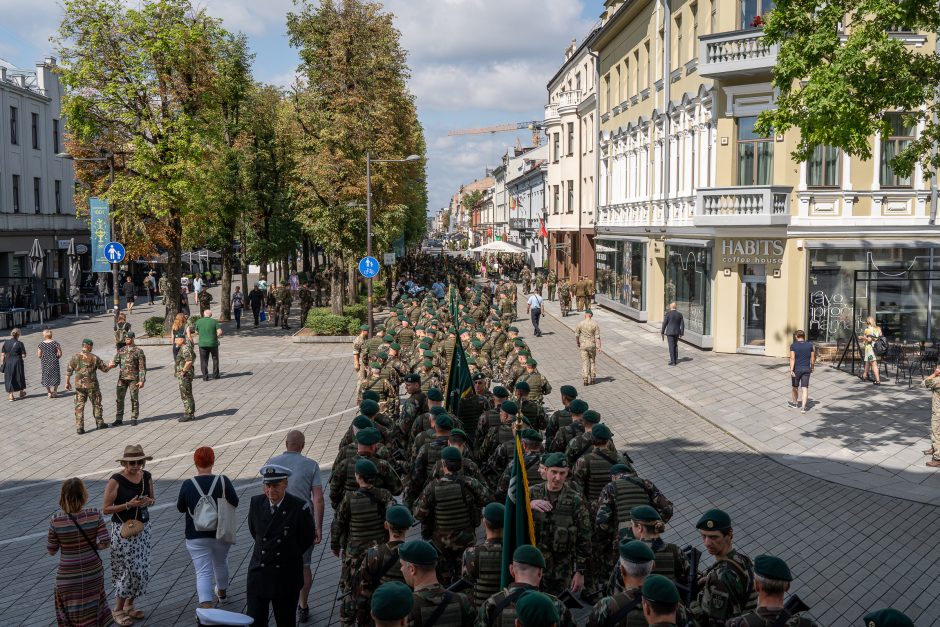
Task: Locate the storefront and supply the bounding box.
[595,237,647,320]
[665,241,713,343]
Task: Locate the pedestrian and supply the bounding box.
[575,309,601,386]
[289,269,299,293]
[193,273,203,296]
[103,445,156,626]
[145,271,156,305]
[277,281,293,330]
[231,285,244,330]
[194,309,222,381]
[922,365,940,468]
[171,313,189,359]
[111,332,146,427]
[661,302,684,366]
[267,284,279,324]
[788,330,815,414]
[123,276,136,314]
[861,315,883,385]
[2,328,27,402]
[246,465,316,627]
[197,286,213,315]
[66,339,115,434]
[247,283,264,327]
[174,334,197,422]
[180,286,191,316]
[47,477,114,626]
[176,446,239,610]
[114,313,132,352]
[298,283,313,328]
[526,288,544,337]
[266,430,325,624]
[37,328,63,398]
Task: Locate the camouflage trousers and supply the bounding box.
[432,531,475,587]
[300,306,311,328]
[178,376,195,419]
[932,403,940,461]
[580,347,597,382]
[541,557,576,597]
[279,305,290,327]
[115,378,140,421]
[548,285,556,300]
[339,549,368,625]
[74,387,104,428]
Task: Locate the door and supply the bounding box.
[741,264,767,348]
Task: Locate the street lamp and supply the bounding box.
[364,152,420,337]
[58,151,120,326]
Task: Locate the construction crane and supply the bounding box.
[448,121,544,147]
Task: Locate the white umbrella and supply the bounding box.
[469,240,528,254]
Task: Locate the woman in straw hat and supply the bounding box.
[102,445,156,625]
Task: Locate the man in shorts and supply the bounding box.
[788,330,815,414]
[266,429,325,623]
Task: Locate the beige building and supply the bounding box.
[593,0,939,357]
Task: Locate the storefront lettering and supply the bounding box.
[808,290,852,337]
[720,239,784,265]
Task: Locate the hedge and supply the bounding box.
[305,312,356,336]
[143,316,165,337]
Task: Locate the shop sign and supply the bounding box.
[719,238,785,266]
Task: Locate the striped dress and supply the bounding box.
[47,508,113,626]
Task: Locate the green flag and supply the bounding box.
[446,339,473,415]
[500,429,536,588]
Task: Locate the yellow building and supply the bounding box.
[592,0,939,357]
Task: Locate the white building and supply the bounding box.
[505,143,549,268]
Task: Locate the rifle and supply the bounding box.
[447,577,473,593]
[558,589,584,610]
[783,594,810,615]
[677,545,702,606]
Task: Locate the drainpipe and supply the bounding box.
[662,0,672,225]
[590,50,601,280]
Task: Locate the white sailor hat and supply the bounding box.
[195,607,254,625]
[259,464,292,483]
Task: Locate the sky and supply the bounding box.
[0,0,601,215]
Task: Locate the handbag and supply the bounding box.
[117,482,147,539]
[215,475,237,545]
[260,310,267,322]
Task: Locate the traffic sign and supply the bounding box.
[358,256,380,278]
[383,252,396,266]
[105,242,126,264]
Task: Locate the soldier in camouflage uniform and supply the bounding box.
[545,385,577,444]
[726,555,819,627]
[495,429,545,502]
[173,334,196,422]
[462,502,504,608]
[532,272,543,297]
[354,505,414,625]
[923,365,940,467]
[418,359,444,393]
[397,373,428,448]
[357,362,399,416]
[690,509,757,626]
[513,380,547,431]
[298,283,313,327]
[603,506,686,597]
[429,429,486,486]
[410,389,445,441]
[564,410,623,467]
[571,424,634,506]
[413,447,491,585]
[476,545,575,627]
[456,372,492,445]
[520,266,531,294]
[479,401,521,486]
[407,410,455,506]
[65,338,114,434]
[111,332,146,426]
[276,280,293,329]
[330,428,403,509]
[399,539,476,626]
[558,279,571,316]
[549,398,587,453]
[515,358,552,407]
[528,453,592,597]
[475,386,510,453]
[575,309,601,385]
[499,294,515,325]
[547,269,557,300]
[196,286,212,316]
[331,458,394,625]
[352,324,370,379]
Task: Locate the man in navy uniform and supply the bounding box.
[247,464,316,627]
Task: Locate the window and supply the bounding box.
[741,0,774,29]
[806,145,841,187]
[53,119,59,153]
[644,42,651,89]
[12,175,20,212]
[575,72,582,92]
[567,180,574,213]
[31,112,38,149]
[691,3,699,58]
[33,177,41,213]
[567,123,574,156]
[675,16,683,67]
[880,113,915,187]
[614,64,621,105]
[553,185,559,214]
[632,50,640,95]
[736,116,773,185]
[604,74,611,113]
[553,134,560,163]
[55,179,62,214]
[9,107,18,145]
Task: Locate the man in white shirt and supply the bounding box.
[526,289,545,337]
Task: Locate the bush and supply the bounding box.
[306,312,356,336]
[344,303,367,323]
[143,316,165,337]
[347,317,364,335]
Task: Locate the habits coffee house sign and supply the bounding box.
[718,238,785,267]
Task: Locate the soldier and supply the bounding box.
[332,458,395,625]
[173,334,196,423]
[406,410,455,507]
[362,392,394,430]
[277,280,293,329]
[298,283,313,328]
[330,428,403,509]
[923,365,940,468]
[480,400,521,485]
[690,508,757,626]
[564,411,623,468]
[461,503,504,608]
[545,385,577,444]
[413,447,491,585]
[246,464,316,627]
[603,506,686,597]
[546,269,557,301]
[586,540,658,627]
[418,359,445,393]
[197,286,212,316]
[495,429,545,502]
[533,272,544,297]
[516,358,551,406]
[370,581,414,627]
[475,385,510,453]
[571,424,634,504]
[335,414,392,468]
[353,324,370,379]
[111,332,146,426]
[499,294,515,325]
[458,372,492,445]
[398,373,429,446]
[726,554,819,627]
[585,274,596,309]
[398,318,416,353]
[574,276,586,312]
[558,279,571,317]
[529,453,592,597]
[861,609,915,627]
[356,505,414,625]
[575,309,601,386]
[429,429,486,485]
[357,362,399,416]
[549,398,588,453]
[411,389,446,440]
[399,539,476,626]
[65,338,115,434]
[476,545,575,627]
[520,266,531,294]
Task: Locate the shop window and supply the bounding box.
[740,0,774,29]
[806,144,841,188]
[666,245,712,335]
[880,113,915,188]
[736,116,773,186]
[596,240,646,310]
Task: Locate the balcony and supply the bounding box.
[694,186,792,226]
[698,29,778,79]
[544,102,559,123]
[557,89,582,112]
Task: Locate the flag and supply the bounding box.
[500,428,536,587]
[446,339,474,415]
[538,218,548,239]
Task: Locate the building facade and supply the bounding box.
[0,57,82,307]
[505,144,548,268]
[593,0,939,357]
[544,35,600,282]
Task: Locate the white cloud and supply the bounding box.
[410,60,551,113]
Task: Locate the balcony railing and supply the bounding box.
[694,186,792,226]
[544,102,559,123]
[558,89,582,110]
[698,29,778,78]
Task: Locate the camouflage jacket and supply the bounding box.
[175,344,196,380]
[595,475,674,546]
[691,549,757,624]
[529,482,592,573]
[330,485,394,552]
[112,345,147,382]
[476,583,576,627]
[66,352,110,389]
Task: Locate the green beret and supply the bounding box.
[441,446,462,461]
[508,326,520,333]
[520,429,543,442]
[369,361,382,369]
[467,357,477,365]
[525,358,537,366]
[584,308,593,314]
[753,554,793,582]
[512,338,525,347]
[696,508,732,531]
[582,409,601,423]
[388,327,399,334]
[82,338,94,345]
[382,335,394,342]
[543,452,568,468]
[422,349,435,357]
[427,388,444,401]
[619,539,655,562]
[568,399,588,414]
[124,331,135,339]
[404,373,421,383]
[630,505,662,522]
[385,505,414,528]
[514,381,530,392]
[471,339,483,348]
[512,544,546,568]
[435,414,454,430]
[609,463,631,476]
[360,399,379,415]
[642,574,679,604]
[389,342,401,351]
[458,328,469,335]
[493,386,509,398]
[483,503,504,528]
[862,609,914,627]
[377,352,389,361]
[352,415,374,430]
[559,385,578,398]
[355,458,378,478]
[500,400,518,415]
[362,390,380,402]
[514,591,558,627]
[398,540,438,566]
[359,324,370,331]
[422,359,435,368]
[518,350,531,357]
[472,372,487,382]
[448,428,468,442]
[430,406,448,416]
[355,427,382,445]
[592,423,612,440]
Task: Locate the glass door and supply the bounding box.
[741,264,767,348]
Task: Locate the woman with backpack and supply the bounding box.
[175,447,239,609]
[861,315,884,385]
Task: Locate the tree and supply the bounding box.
[757,0,940,177]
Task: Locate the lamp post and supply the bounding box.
[58,151,118,326]
[364,152,420,337]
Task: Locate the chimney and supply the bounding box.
[0,67,6,81]
[44,56,57,66]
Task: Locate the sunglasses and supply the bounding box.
[125,460,144,466]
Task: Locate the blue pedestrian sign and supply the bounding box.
[105,242,126,264]
[358,256,380,278]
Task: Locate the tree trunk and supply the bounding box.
[313,245,320,271]
[346,261,357,306]
[330,252,344,315]
[302,236,311,274]
[240,227,249,296]
[219,242,234,322]
[259,253,268,281]
[163,213,183,333]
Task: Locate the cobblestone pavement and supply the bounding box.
[0,285,938,625]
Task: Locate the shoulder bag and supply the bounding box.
[216,476,237,544]
[117,480,146,539]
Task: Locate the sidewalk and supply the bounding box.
[534,296,940,505]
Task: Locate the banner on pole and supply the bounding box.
[89,198,111,273]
